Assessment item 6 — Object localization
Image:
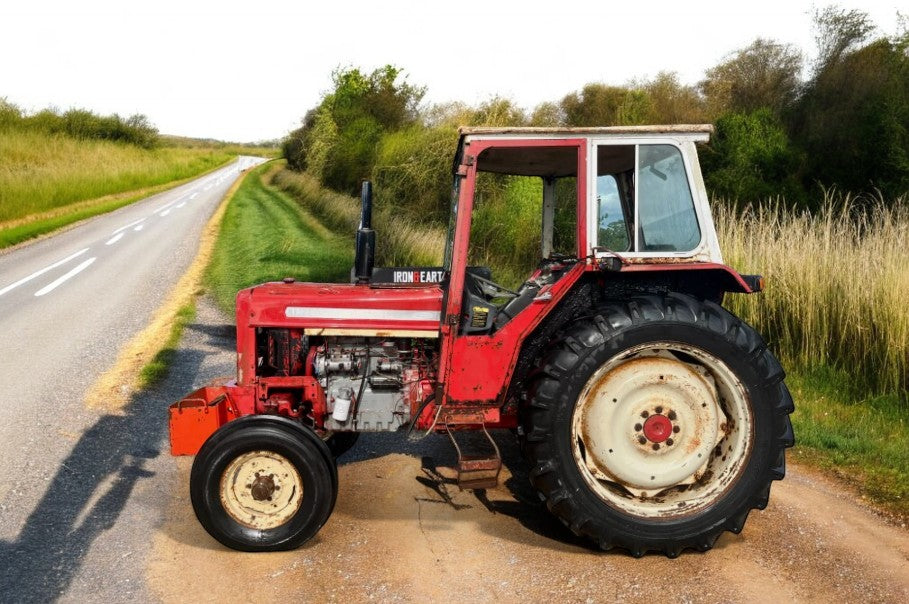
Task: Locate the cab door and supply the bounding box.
[437,137,588,407]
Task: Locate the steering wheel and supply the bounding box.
[470,273,519,299]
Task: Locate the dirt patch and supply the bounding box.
[147,441,908,603]
[83,171,248,413]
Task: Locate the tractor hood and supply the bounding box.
[238,281,444,336]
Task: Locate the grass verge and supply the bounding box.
[271,168,444,269]
[0,130,237,221]
[788,367,908,518]
[207,161,353,313]
[138,304,197,388]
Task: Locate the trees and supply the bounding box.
[286,7,909,208]
[283,65,425,194]
[700,39,802,117]
[790,8,909,199]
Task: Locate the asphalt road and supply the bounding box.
[0,157,264,602]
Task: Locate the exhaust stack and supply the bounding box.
[354,181,376,284]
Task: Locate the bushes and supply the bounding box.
[373,125,458,224]
[701,109,802,204]
[791,36,909,200]
[0,99,159,148]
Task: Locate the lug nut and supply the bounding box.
[634,423,643,431]
[638,436,647,444]
[668,410,677,420]
[666,438,674,446]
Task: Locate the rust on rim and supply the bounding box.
[571,344,754,518]
[220,450,304,530]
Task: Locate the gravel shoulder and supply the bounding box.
[146,300,909,604]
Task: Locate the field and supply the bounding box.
[717,197,909,511]
[0,128,278,248]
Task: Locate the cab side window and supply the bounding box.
[637,145,700,251]
[595,143,701,253]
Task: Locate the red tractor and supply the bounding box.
[169,126,794,557]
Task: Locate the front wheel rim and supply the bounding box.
[220,450,304,530]
[571,343,753,519]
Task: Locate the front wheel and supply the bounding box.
[190,415,337,551]
[523,293,794,557]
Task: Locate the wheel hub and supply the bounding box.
[250,473,277,501]
[642,414,672,443]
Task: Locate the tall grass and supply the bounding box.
[0,130,235,223]
[716,193,909,397]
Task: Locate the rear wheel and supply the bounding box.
[523,293,794,557]
[190,415,337,551]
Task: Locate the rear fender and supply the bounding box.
[610,263,761,299]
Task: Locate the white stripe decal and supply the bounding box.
[0,248,89,297]
[285,307,441,322]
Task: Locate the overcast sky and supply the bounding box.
[0,1,903,142]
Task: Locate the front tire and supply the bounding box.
[190,415,337,552]
[523,293,794,557]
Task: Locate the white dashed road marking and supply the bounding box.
[111,218,144,236]
[0,248,89,297]
[106,233,124,246]
[34,257,97,297]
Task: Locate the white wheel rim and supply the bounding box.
[571,343,753,519]
[220,450,304,530]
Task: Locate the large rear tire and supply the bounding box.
[523,293,794,557]
[190,415,337,552]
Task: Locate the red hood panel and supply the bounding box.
[245,282,444,331]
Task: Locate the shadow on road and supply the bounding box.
[0,317,231,603]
